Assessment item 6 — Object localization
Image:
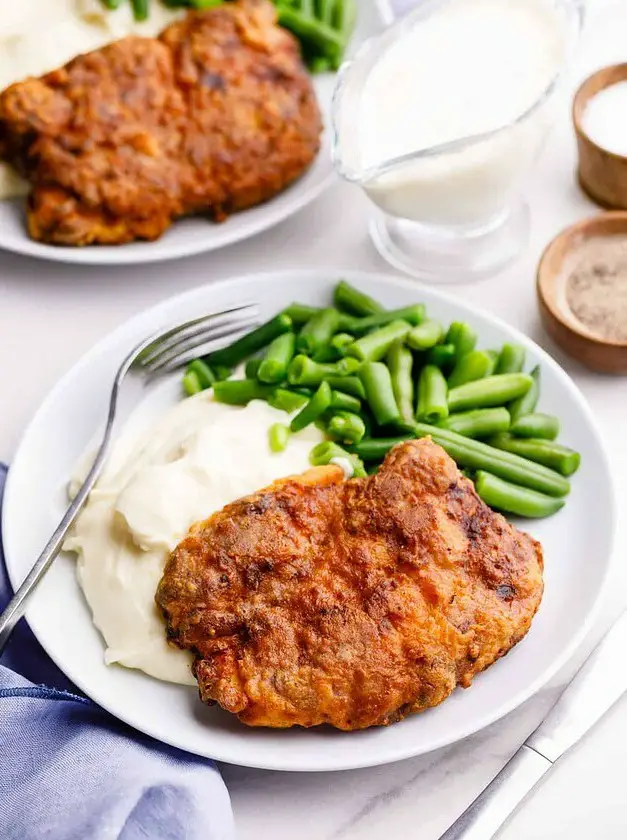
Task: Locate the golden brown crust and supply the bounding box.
[156,439,544,730]
[0,0,322,246]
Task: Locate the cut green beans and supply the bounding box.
[297,308,340,356]
[485,350,499,376]
[427,343,457,371]
[351,305,426,335]
[475,471,565,518]
[206,313,292,368]
[334,279,384,316]
[445,322,477,359]
[183,370,202,397]
[488,435,581,477]
[327,411,366,444]
[330,390,361,413]
[510,413,560,440]
[326,375,366,399]
[359,362,401,426]
[335,357,361,375]
[131,0,149,21]
[245,358,262,379]
[495,343,526,375]
[288,355,348,387]
[268,423,290,454]
[350,437,412,462]
[407,320,445,350]
[438,408,511,439]
[284,303,320,325]
[388,341,414,425]
[331,332,355,356]
[258,332,296,384]
[309,441,367,477]
[448,374,533,413]
[377,424,571,497]
[347,320,411,362]
[213,379,273,405]
[416,365,449,424]
[212,365,232,381]
[290,381,333,432]
[509,365,540,422]
[186,359,215,390]
[448,351,494,389]
[267,389,309,414]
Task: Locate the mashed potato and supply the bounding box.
[0,0,183,198]
[64,393,323,686]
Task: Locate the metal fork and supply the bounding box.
[0,302,259,654]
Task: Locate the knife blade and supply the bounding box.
[439,609,627,840]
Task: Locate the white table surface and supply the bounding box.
[2,1,627,838]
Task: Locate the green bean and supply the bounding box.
[186,359,215,390]
[337,313,362,333]
[275,7,345,58]
[510,413,560,441]
[335,357,361,375]
[182,370,202,397]
[407,319,445,350]
[350,436,413,461]
[416,365,449,423]
[309,441,367,477]
[487,435,581,477]
[326,375,366,399]
[331,332,355,355]
[297,308,340,356]
[213,379,273,405]
[245,358,262,379]
[474,471,565,518]
[355,424,570,497]
[102,0,125,8]
[206,313,292,368]
[309,56,332,73]
[445,322,477,359]
[485,350,499,376]
[495,343,526,375]
[284,303,320,325]
[315,332,355,362]
[427,343,457,371]
[448,350,494,389]
[288,355,347,387]
[317,0,335,25]
[388,341,414,425]
[268,423,290,454]
[332,0,357,67]
[438,408,511,439]
[508,365,541,422]
[330,390,361,412]
[267,388,309,414]
[448,374,533,413]
[347,320,411,362]
[258,332,296,384]
[359,362,401,426]
[327,412,366,444]
[131,0,149,21]
[333,279,384,316]
[290,381,333,432]
[212,365,232,381]
[351,304,426,335]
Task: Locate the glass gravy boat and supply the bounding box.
[332,0,585,283]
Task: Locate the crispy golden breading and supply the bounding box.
[0,0,322,246]
[156,439,544,730]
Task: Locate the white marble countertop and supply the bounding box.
[2,1,627,838]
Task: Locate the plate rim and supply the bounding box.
[3,268,618,771]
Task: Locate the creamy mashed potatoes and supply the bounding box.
[0,0,183,198]
[64,393,324,685]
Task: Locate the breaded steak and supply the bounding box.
[0,0,322,245]
[156,439,544,730]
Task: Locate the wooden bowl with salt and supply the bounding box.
[537,212,627,374]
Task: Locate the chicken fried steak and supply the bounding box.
[157,439,544,730]
[0,0,322,246]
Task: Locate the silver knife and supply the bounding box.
[439,609,627,840]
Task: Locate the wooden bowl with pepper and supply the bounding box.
[537,212,627,374]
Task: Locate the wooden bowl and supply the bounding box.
[574,64,627,209]
[537,212,627,374]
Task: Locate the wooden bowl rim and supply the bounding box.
[536,211,627,349]
[573,63,627,162]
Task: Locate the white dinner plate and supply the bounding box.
[0,7,383,267]
[3,270,616,771]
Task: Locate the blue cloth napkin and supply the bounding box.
[0,465,235,840]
